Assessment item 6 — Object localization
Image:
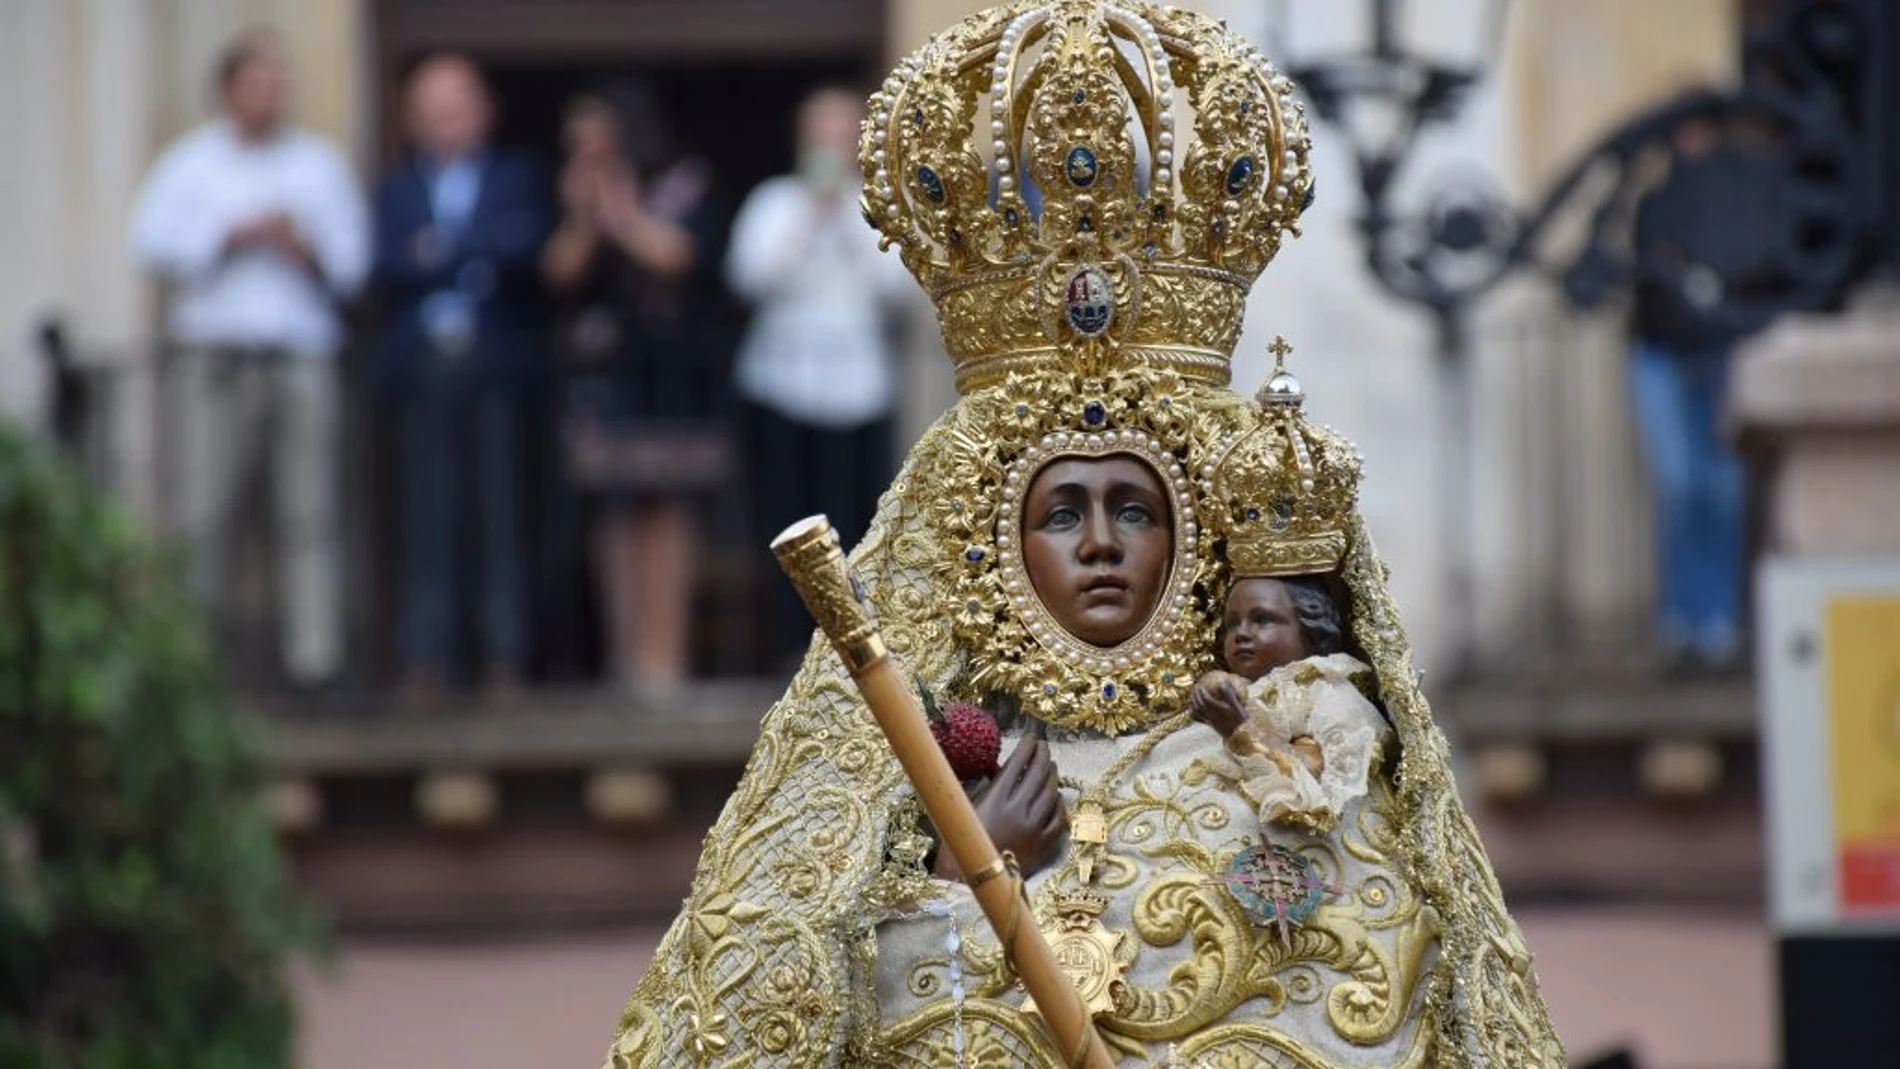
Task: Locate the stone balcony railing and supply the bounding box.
[250,666,1763,936]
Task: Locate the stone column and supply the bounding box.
[0,0,73,432]
[0,0,160,508]
[1729,295,1900,556]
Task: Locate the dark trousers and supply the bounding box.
[747,402,892,668]
[397,353,526,674]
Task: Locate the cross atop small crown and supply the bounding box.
[1256,335,1304,409]
[1268,334,1294,369]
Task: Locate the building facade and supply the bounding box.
[0,0,1736,681]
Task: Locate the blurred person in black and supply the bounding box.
[727,88,911,674]
[374,54,553,705]
[130,30,369,690]
[542,85,727,698]
[1628,109,1783,671]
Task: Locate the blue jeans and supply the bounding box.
[397,357,526,674]
[1628,342,1744,651]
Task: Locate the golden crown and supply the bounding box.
[860,0,1315,395]
[1204,338,1360,578]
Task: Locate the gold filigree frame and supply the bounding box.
[995,429,1200,675]
[934,366,1240,733]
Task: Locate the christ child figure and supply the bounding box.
[1188,575,1388,833]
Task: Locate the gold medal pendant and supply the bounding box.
[1071,800,1108,885]
[1021,890,1127,1020]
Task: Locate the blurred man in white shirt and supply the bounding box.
[130,31,370,687]
[728,88,912,670]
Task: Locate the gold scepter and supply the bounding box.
[772,516,1113,1069]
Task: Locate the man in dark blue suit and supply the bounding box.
[374,54,552,703]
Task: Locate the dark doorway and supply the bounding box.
[356,32,881,686]
[492,57,877,682]
[485,59,876,214]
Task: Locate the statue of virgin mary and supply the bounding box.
[602,3,1566,1065]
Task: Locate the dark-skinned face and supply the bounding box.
[1020,455,1173,649]
[1220,577,1311,680]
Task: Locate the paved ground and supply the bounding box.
[295,905,1774,1069]
[1524,907,1772,1069]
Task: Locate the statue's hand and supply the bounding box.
[1189,671,1249,737]
[935,737,1066,882]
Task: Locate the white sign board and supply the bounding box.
[1759,556,1900,935]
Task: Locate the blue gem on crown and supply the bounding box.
[1225,156,1257,196]
[915,165,946,204]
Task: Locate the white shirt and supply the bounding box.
[131,120,370,357]
[727,176,911,428]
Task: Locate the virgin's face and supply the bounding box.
[1020,455,1174,648]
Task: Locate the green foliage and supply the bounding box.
[0,425,316,1069]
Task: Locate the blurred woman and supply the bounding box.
[543,85,726,698]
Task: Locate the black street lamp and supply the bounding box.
[1274,0,1512,678]
[1277,0,1511,320]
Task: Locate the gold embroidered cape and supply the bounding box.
[599,376,1563,1068]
